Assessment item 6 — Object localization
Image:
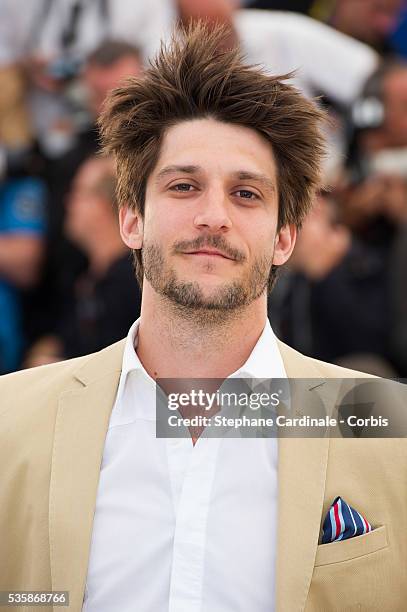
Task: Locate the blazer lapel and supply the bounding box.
[49,340,125,611]
[275,341,331,612]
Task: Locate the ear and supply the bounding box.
[272,223,297,266]
[119,206,144,250]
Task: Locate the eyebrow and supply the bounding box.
[155,165,276,194]
[155,165,201,182]
[230,171,276,195]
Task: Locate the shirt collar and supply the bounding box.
[114,316,287,414]
[229,318,287,380]
[113,317,150,406]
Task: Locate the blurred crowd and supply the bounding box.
[0,0,407,376]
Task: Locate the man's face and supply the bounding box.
[120,118,295,313]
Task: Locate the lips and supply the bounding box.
[186,250,232,259]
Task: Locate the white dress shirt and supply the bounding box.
[83,318,287,612]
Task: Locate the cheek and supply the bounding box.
[250,220,278,253]
[244,232,275,265]
[143,214,176,249]
[144,202,190,243]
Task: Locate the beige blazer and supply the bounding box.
[1,339,406,612]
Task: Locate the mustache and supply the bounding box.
[172,235,246,262]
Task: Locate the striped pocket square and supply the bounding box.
[321,496,372,544]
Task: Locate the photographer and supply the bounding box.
[339,61,407,233]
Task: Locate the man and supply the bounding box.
[1,23,406,612]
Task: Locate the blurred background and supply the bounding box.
[0,0,407,376]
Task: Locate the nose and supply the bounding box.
[193,187,232,232]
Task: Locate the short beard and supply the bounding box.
[140,238,277,324]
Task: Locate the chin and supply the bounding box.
[191,279,232,295]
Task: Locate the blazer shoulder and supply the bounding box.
[277,339,376,379]
[0,339,126,420]
[305,355,376,379]
[1,353,87,395]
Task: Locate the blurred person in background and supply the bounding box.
[354,62,407,152]
[0,2,170,370]
[0,177,46,373]
[178,0,379,108]
[327,60,407,374]
[24,156,141,367]
[45,40,143,244]
[269,194,402,375]
[243,1,407,59]
[338,61,407,235]
[24,40,143,352]
[84,41,144,118]
[0,0,174,160]
[266,56,407,375]
[326,0,403,53]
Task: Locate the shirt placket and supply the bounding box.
[167,436,221,612]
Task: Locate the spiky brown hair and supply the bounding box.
[98,22,326,288]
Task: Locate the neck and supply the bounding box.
[136,285,268,379]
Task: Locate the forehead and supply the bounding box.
[153,118,277,181]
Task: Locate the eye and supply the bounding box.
[170,183,196,192]
[234,189,259,200]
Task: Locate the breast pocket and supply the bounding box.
[306,525,396,610]
[315,524,388,567]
